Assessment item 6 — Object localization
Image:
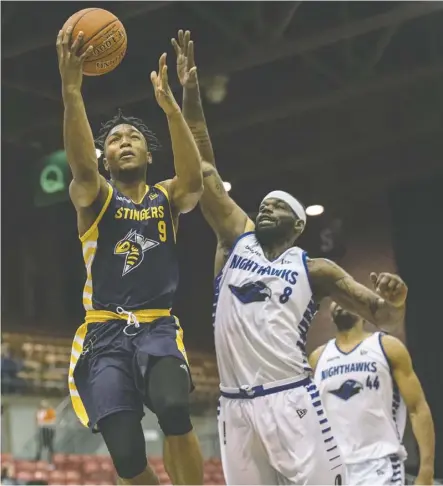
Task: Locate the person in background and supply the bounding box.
[174,29,408,485]
[1,344,22,394]
[1,464,17,485]
[309,303,435,485]
[35,401,56,465]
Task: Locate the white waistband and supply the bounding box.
[219,375,310,394]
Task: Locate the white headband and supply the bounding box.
[262,190,307,224]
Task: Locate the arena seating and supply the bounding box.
[1,332,220,402]
[0,453,225,485]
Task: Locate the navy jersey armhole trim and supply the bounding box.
[214,231,255,282]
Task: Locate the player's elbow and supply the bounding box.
[188,175,204,194]
[69,177,100,208]
[177,190,203,214]
[409,395,431,418]
[180,175,204,199]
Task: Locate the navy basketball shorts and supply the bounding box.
[71,316,192,431]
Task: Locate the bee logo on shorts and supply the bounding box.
[114,229,159,276]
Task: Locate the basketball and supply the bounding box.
[62,8,127,76]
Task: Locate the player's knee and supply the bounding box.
[111,448,147,480]
[157,396,193,436]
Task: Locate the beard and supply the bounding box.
[256,225,284,246]
[333,312,360,331]
[255,219,297,247]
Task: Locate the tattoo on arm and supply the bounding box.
[189,125,213,156]
[334,277,380,318]
[183,85,215,164]
[310,258,403,329]
[202,167,227,199]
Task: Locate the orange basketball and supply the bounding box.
[62,8,127,76]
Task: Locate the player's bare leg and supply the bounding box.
[164,431,204,485]
[117,465,160,485]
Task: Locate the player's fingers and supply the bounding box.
[70,31,84,56]
[178,29,184,48]
[62,26,73,56]
[150,71,158,89]
[378,275,391,292]
[184,30,190,55]
[187,40,195,68]
[188,66,197,81]
[79,45,94,62]
[376,272,387,287]
[161,65,168,90]
[391,284,402,297]
[387,278,398,291]
[394,279,406,294]
[56,30,63,58]
[370,272,378,288]
[160,53,167,80]
[158,52,166,76]
[171,38,180,57]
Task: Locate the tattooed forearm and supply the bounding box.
[310,257,405,330]
[183,85,204,121]
[202,165,226,198]
[334,276,404,330]
[189,125,214,163]
[183,85,215,164]
[335,277,380,318]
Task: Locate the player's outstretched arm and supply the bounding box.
[151,53,203,214]
[171,29,254,273]
[172,30,216,167]
[381,335,435,485]
[308,258,407,332]
[57,27,108,211]
[201,163,255,274]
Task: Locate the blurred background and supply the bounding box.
[1,1,443,484]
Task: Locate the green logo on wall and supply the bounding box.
[34,150,71,207]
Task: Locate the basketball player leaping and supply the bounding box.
[309,303,434,485]
[57,27,204,485]
[173,30,408,485]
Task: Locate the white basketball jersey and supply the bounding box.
[213,232,316,388]
[314,332,407,464]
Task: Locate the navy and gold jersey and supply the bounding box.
[80,182,178,312]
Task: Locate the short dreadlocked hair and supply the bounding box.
[95,109,162,153]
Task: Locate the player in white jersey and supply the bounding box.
[173,30,408,485]
[310,303,435,485]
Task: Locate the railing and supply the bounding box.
[18,395,102,458]
[18,395,221,460]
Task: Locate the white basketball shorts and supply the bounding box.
[217,376,346,485]
[345,455,405,485]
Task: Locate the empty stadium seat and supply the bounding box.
[16,471,33,483]
[48,470,66,485]
[33,470,49,482]
[3,332,221,400]
[35,460,49,471]
[53,453,68,468]
[14,460,36,473]
[65,469,82,481]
